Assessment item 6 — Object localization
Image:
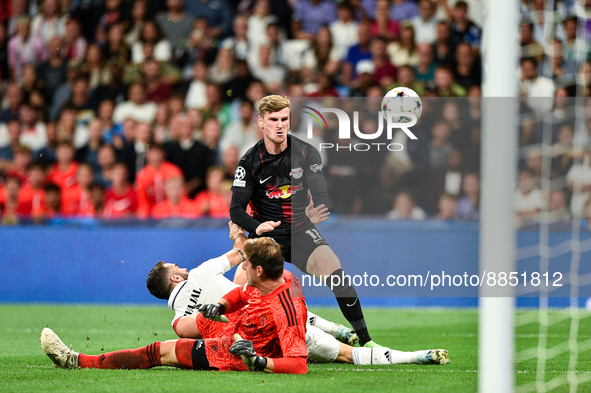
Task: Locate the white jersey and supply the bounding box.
[167,255,239,326]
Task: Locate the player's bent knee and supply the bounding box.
[306,246,342,276]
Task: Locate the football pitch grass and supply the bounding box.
[0,304,590,393]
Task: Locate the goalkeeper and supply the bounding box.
[40,237,309,373]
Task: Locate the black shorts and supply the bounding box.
[191,340,218,371]
[268,226,329,272]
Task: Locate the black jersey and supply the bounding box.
[230,135,329,237]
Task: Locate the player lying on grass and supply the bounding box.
[146,221,449,365]
[41,237,449,372]
[42,237,309,373]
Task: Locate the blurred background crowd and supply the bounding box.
[0,0,589,227]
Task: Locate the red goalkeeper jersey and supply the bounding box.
[221,271,308,374]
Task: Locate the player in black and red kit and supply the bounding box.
[230,95,379,347]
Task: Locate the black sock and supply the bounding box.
[328,268,372,346]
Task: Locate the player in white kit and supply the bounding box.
[146,222,450,366]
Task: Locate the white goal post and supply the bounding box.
[479,0,520,392]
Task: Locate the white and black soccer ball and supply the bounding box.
[381,87,422,124]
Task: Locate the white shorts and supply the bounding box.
[305,324,340,363]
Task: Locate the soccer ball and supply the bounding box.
[381,87,422,123]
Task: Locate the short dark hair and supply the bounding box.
[146,261,173,300]
[244,238,284,280]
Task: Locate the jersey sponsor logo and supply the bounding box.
[265,183,303,199]
[234,166,246,180]
[259,175,272,184]
[233,179,245,187]
[290,167,303,179]
[310,164,323,173]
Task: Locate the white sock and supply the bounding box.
[352,347,401,365]
[307,311,339,337]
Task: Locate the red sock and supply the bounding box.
[78,342,161,369]
[175,339,195,369]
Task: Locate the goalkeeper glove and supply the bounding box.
[197,303,228,322]
[229,333,267,371]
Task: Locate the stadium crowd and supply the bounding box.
[0,0,589,226]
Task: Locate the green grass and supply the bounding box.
[0,305,589,392]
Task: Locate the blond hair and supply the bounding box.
[258,95,291,118]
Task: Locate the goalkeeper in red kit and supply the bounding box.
[40,237,309,374]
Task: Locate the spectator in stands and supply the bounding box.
[583,197,591,231]
[330,2,358,61]
[301,26,341,81]
[142,59,176,103]
[61,162,95,216]
[103,162,138,218]
[251,44,285,92]
[131,20,172,64]
[521,57,555,112]
[113,83,157,123]
[47,141,78,191]
[116,120,151,183]
[0,23,9,82]
[447,1,481,51]
[202,84,232,130]
[386,192,426,220]
[5,144,32,184]
[456,172,480,221]
[390,0,419,21]
[426,148,463,213]
[220,100,258,156]
[0,120,23,165]
[95,144,116,187]
[76,119,103,173]
[8,16,47,83]
[151,176,200,219]
[124,0,149,48]
[515,168,544,224]
[388,65,425,96]
[165,115,213,198]
[371,0,399,41]
[19,103,47,151]
[156,0,195,53]
[135,143,183,219]
[220,144,240,182]
[414,43,437,86]
[209,47,235,85]
[96,99,122,146]
[247,0,275,47]
[453,42,481,90]
[428,121,453,171]
[292,0,337,40]
[220,15,249,62]
[432,21,453,66]
[388,22,418,67]
[547,189,571,223]
[434,66,467,97]
[434,193,458,221]
[103,23,130,63]
[542,39,577,91]
[37,36,68,102]
[31,0,66,44]
[199,117,222,160]
[193,166,231,218]
[89,182,106,217]
[18,162,47,219]
[62,18,87,63]
[561,16,578,67]
[32,121,57,165]
[371,36,397,88]
[0,175,22,224]
[43,183,61,217]
[184,61,208,110]
[411,0,438,45]
[520,20,543,62]
[92,60,127,104]
[184,0,233,39]
[342,21,373,86]
[1,83,25,124]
